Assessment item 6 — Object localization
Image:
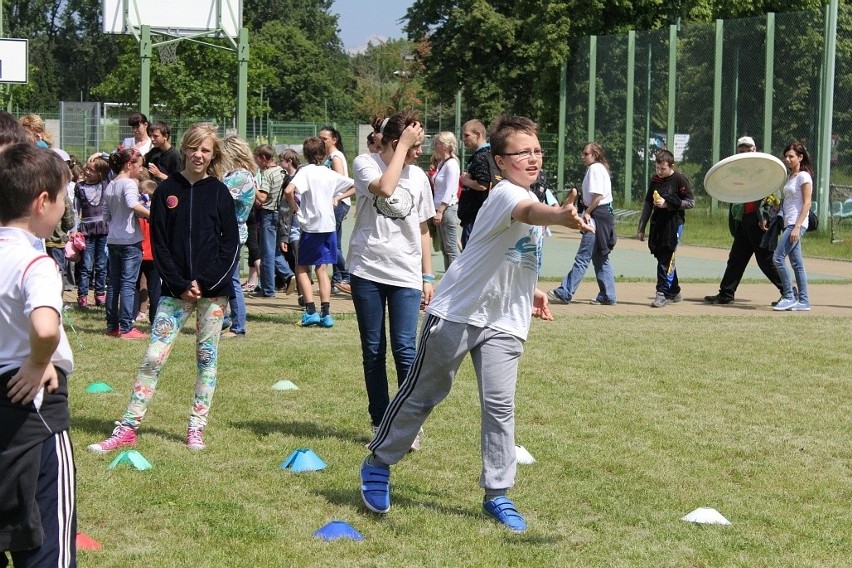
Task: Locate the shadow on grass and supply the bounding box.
[314,487,565,544]
[71,415,185,444]
[229,419,363,442]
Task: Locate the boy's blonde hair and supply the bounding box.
[221,134,258,175]
[20,113,53,146]
[139,179,158,195]
[180,123,224,179]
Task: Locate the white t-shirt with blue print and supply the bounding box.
[426,179,542,341]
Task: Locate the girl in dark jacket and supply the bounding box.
[88,123,239,454]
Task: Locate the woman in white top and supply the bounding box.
[772,142,813,311]
[320,125,354,293]
[349,111,436,438]
[428,131,461,270]
[121,112,153,156]
[549,142,617,304]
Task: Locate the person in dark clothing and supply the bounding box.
[88,123,239,454]
[704,136,784,305]
[458,119,501,248]
[144,121,181,183]
[636,149,695,308]
[0,144,77,568]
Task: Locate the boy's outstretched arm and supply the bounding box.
[512,189,592,231]
[6,306,60,404]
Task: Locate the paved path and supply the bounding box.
[71,216,849,320]
[239,219,850,319]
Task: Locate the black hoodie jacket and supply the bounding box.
[151,172,239,298]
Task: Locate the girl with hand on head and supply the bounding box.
[349,111,436,446]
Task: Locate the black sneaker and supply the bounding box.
[704,294,734,305]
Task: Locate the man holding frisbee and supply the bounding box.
[704,136,783,305]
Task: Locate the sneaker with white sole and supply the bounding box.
[186,427,206,451]
[88,422,136,454]
[546,289,571,304]
[410,428,424,452]
[651,293,669,308]
[773,297,798,311]
[790,301,811,311]
[483,496,527,533]
[360,457,391,513]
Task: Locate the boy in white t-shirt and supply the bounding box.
[0,144,77,566]
[284,137,354,328]
[359,116,589,533]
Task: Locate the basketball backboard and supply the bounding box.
[0,39,28,84]
[102,0,242,38]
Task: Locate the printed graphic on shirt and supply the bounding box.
[373,186,414,220]
[505,226,543,273]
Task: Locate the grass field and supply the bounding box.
[63,307,851,567]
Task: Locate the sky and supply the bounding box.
[332,0,412,54]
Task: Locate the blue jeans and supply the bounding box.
[773,225,809,304]
[555,230,616,302]
[257,209,278,296]
[332,201,350,284]
[350,275,422,426]
[79,233,108,297]
[106,242,143,333]
[228,246,247,334]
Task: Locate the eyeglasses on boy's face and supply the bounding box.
[502,149,545,160]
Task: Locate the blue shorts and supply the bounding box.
[298,232,337,266]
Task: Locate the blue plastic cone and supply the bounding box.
[271,380,299,391]
[108,450,152,471]
[313,520,363,541]
[280,448,327,472]
[85,382,113,393]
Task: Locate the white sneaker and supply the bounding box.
[410,428,424,452]
[790,301,811,311]
[773,297,798,311]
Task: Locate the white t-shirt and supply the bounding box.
[0,227,74,376]
[782,171,812,229]
[291,164,353,233]
[326,149,351,206]
[433,158,460,209]
[349,153,436,289]
[426,179,543,341]
[582,162,612,206]
[103,177,143,245]
[122,136,153,156]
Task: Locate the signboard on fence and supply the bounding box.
[0,39,28,84]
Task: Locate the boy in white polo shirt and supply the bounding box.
[0,143,77,567]
[284,136,354,328]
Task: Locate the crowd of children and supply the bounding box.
[1,109,820,568]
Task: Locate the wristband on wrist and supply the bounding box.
[422,274,435,284]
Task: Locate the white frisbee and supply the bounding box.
[704,152,787,203]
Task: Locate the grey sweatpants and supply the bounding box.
[369,314,524,491]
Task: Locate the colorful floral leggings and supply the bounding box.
[122,296,227,430]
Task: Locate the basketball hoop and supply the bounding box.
[157,39,179,65]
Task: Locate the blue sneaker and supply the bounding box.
[773,297,798,311]
[360,457,391,513]
[790,301,811,311]
[483,496,527,533]
[319,314,334,328]
[301,312,321,326]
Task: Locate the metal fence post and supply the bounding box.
[625,30,635,204]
